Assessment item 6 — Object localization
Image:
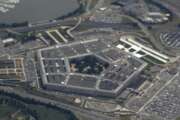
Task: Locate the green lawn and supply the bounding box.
[0,95,77,120]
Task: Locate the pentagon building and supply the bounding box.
[37,39,147,97]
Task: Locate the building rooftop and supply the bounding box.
[0,58,25,81]
[38,39,147,97]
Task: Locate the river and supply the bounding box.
[0,0,79,24]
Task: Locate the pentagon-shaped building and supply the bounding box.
[38,39,147,97]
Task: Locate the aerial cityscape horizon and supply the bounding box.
[0,0,180,120]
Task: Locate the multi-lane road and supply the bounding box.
[0,85,117,120]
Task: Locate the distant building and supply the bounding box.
[0,57,26,82]
[2,38,16,47]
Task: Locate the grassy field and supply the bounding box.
[29,105,76,120]
[0,104,17,119]
[0,96,77,120]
